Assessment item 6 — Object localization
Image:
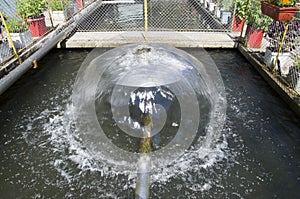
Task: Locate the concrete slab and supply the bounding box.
[65,31,236,48]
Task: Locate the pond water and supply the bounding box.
[0,48,299,198]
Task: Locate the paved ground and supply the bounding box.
[65,31,236,48]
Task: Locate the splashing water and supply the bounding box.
[10,45,229,197]
[3,48,299,198]
[69,44,227,178]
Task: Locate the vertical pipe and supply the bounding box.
[0,10,22,64]
[135,154,151,199]
[135,114,152,199]
[144,0,148,32]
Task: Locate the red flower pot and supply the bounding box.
[245,25,264,48]
[232,15,245,32]
[26,16,47,37]
[77,0,85,9]
[261,1,298,22]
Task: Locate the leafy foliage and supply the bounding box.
[6,17,28,32]
[16,0,46,19]
[235,0,249,19]
[247,0,272,31]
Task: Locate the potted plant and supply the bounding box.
[232,0,247,31]
[16,0,47,37]
[261,0,298,22]
[47,0,67,27]
[244,0,272,48]
[6,16,32,49]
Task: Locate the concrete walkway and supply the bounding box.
[65,31,236,48]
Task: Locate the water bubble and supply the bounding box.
[71,44,226,173]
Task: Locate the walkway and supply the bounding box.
[65,31,236,48]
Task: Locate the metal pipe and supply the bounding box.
[135,154,151,199]
[135,114,152,199]
[0,0,102,95]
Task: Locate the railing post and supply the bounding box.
[144,0,148,32]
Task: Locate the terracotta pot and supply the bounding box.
[77,0,85,9]
[245,25,264,48]
[26,16,47,37]
[261,1,298,22]
[232,15,244,32]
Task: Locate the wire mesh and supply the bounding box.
[265,19,300,95]
[0,0,21,65]
[264,18,300,95]
[76,0,236,32]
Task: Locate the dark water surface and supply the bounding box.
[0,48,299,198]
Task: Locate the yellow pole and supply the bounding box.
[144,0,148,32]
[272,21,290,73]
[0,11,22,64]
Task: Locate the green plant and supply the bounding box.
[247,0,272,31]
[235,0,249,19]
[266,0,297,7]
[16,0,46,19]
[48,0,63,11]
[6,17,28,32]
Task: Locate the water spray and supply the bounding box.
[71,44,226,197]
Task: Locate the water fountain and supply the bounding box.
[71,44,227,198]
[1,47,300,198]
